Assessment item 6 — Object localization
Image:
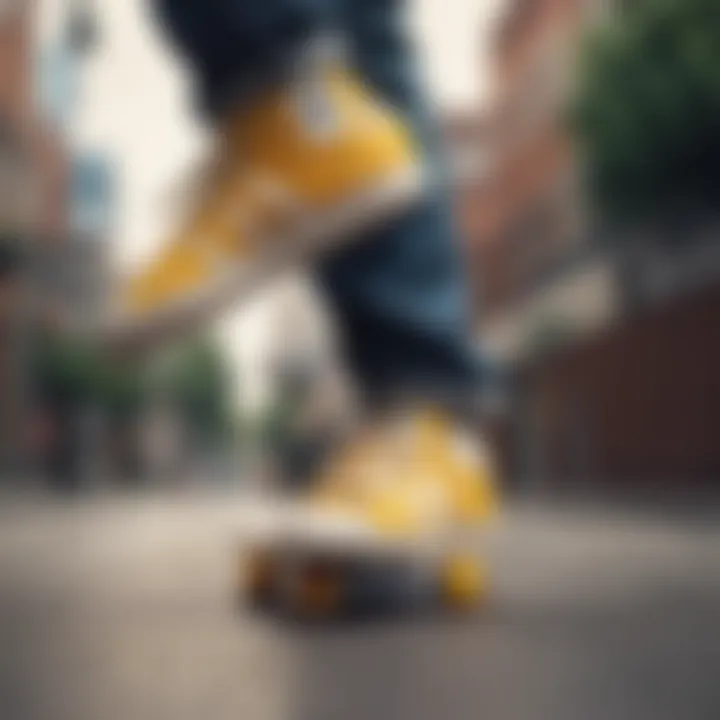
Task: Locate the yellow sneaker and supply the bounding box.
[311,409,499,538]
[239,409,499,617]
[112,65,423,348]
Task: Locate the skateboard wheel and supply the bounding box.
[285,561,346,619]
[241,548,276,608]
[440,554,488,611]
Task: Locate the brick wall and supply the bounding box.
[0,2,70,244]
[0,2,70,471]
[471,0,588,317]
[524,282,720,485]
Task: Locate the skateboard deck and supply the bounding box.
[239,504,489,618]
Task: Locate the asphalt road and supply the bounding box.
[0,493,718,720]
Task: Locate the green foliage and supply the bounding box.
[523,317,578,361]
[0,236,21,277]
[32,334,236,442]
[256,392,301,451]
[97,359,146,417]
[151,338,236,447]
[572,0,720,226]
[32,335,145,415]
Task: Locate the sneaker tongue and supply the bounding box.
[222,36,347,146]
[295,35,347,78]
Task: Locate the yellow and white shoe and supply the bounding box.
[108,64,423,349]
[240,409,499,617]
[311,409,499,537]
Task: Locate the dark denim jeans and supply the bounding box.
[154,0,481,405]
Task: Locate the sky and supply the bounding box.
[37,0,505,409]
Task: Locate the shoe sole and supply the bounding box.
[91,163,426,353]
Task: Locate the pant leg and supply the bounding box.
[153,0,336,117]
[153,0,483,406]
[317,0,482,406]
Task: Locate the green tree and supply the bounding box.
[31,334,237,483]
[32,335,145,414]
[154,338,236,449]
[0,236,21,277]
[30,335,148,486]
[572,0,720,228]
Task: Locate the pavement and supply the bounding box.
[0,492,718,720]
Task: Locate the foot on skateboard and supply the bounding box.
[238,409,499,620]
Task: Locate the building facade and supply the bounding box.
[467,0,720,489]
[0,1,73,474]
[473,0,614,363]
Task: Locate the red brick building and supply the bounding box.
[522,281,720,485]
[0,1,71,472]
[465,0,720,490]
[472,0,607,333]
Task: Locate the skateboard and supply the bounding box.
[236,422,499,620]
[240,512,490,619]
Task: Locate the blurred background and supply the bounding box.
[461,0,720,497]
[0,2,719,719]
[1,0,719,495]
